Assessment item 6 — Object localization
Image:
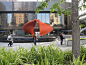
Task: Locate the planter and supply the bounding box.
[67,40,86,46]
[67,41,72,46]
[80,40,86,44]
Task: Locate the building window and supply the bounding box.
[37,13,50,24]
[42,13,45,23]
[37,13,41,21]
[46,13,50,24]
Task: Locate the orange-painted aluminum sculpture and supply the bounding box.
[23,19,53,36]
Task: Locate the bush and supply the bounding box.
[63,50,72,60]
[0,47,29,65]
[70,54,86,65]
[0,44,86,65]
[80,46,86,59]
[28,44,65,65]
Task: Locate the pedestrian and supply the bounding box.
[7,33,13,46]
[59,32,64,45]
[33,33,37,45]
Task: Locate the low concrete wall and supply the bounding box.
[0,37,56,43]
[67,40,86,46]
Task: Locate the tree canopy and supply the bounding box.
[35,0,86,17]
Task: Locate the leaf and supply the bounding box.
[61,0,64,4]
[83,5,86,8]
[35,0,69,16]
[55,14,57,17]
[83,0,86,2]
[80,54,85,65]
[46,0,50,2]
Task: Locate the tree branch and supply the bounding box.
[76,13,86,22]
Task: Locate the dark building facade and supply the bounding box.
[0,0,70,36]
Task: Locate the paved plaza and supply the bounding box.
[0,40,72,51]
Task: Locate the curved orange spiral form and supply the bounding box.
[23,19,53,36]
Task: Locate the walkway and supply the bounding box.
[0,40,72,51]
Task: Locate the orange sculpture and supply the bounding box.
[23,19,53,36]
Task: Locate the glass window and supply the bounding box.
[1,2,12,11]
[37,13,41,21]
[37,13,50,24]
[0,13,37,27]
[46,13,50,24]
[7,13,12,25]
[42,13,45,23]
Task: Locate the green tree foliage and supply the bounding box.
[80,24,85,28]
[79,24,85,30]
[79,0,86,10]
[35,0,71,16]
[35,1,49,14]
[35,0,86,17]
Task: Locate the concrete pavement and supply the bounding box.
[0,40,72,51]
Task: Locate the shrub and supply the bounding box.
[0,44,86,65]
[63,50,72,60]
[80,46,86,59]
[70,54,86,65]
[28,44,65,65]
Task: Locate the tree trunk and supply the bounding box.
[72,0,80,59]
